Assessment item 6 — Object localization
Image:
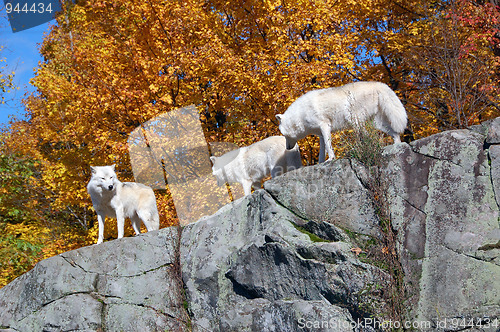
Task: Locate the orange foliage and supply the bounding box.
[1,0,500,286]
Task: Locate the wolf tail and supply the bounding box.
[378,84,408,134]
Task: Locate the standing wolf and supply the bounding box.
[87,165,160,244]
[210,136,302,196]
[276,81,407,162]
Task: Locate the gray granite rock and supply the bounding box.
[0,228,187,331]
[264,159,381,238]
[384,130,500,328]
[181,190,389,332]
[486,117,500,144]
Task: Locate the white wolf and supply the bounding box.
[87,165,160,244]
[276,81,407,162]
[210,136,302,196]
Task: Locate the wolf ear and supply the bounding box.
[90,166,96,174]
[111,164,116,170]
[276,114,283,123]
[209,156,217,164]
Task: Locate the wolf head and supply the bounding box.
[90,165,120,191]
[276,114,298,150]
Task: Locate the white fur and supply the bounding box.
[87,165,160,244]
[276,81,407,162]
[210,136,302,196]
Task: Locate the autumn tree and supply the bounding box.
[8,0,378,238]
[0,140,43,287]
[356,0,500,136]
[0,13,17,105]
[1,0,499,285]
[0,53,16,105]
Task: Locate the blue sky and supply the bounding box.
[0,14,53,125]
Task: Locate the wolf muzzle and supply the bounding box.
[108,185,114,190]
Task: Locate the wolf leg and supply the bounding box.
[137,208,159,232]
[96,212,106,244]
[131,215,141,235]
[319,135,326,163]
[116,207,125,239]
[319,124,335,161]
[374,114,401,143]
[241,179,252,196]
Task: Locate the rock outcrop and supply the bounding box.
[0,229,185,331]
[1,118,500,331]
[181,190,390,331]
[384,127,500,324]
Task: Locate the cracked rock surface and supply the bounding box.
[1,117,500,331]
[0,228,185,332]
[383,126,500,325]
[181,190,390,332]
[266,121,500,329]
